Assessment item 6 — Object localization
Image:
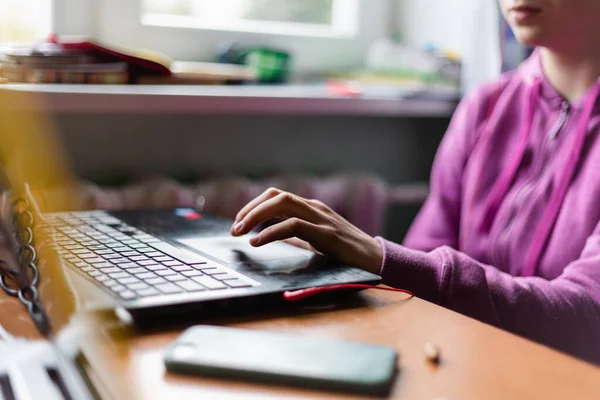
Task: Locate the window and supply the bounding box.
[140,0,357,38]
[143,0,334,24]
[0,0,51,44]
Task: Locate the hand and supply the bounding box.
[230,188,383,274]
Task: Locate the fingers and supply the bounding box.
[232,192,325,236]
[233,187,280,225]
[249,218,328,247]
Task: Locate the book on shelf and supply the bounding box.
[0,36,256,85]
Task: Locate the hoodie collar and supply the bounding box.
[518,48,600,110]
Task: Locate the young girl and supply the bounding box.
[231,0,600,365]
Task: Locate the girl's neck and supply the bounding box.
[540,48,600,104]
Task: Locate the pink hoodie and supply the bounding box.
[376,50,600,365]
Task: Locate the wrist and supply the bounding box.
[362,237,383,274]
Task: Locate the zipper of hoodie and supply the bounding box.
[491,102,571,268]
[549,102,571,140]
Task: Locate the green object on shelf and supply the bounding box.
[217,44,291,84]
[243,48,291,84]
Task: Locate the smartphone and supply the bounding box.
[164,325,398,396]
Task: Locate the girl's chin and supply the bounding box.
[509,27,546,48]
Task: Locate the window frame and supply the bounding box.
[52,0,391,74]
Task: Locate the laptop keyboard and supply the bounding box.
[42,211,259,301]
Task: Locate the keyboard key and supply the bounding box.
[133,234,154,240]
[176,280,205,292]
[99,239,119,245]
[65,245,85,251]
[136,247,155,253]
[127,282,149,291]
[88,270,103,278]
[192,276,228,290]
[145,277,167,285]
[202,267,229,276]
[121,251,141,257]
[98,267,121,274]
[149,241,208,264]
[145,252,163,257]
[129,256,150,262]
[81,266,96,273]
[144,264,166,271]
[94,262,115,269]
[113,246,131,252]
[117,277,140,285]
[110,284,127,293]
[129,243,147,249]
[85,257,107,264]
[114,262,139,269]
[108,272,129,279]
[73,261,90,269]
[95,275,110,282]
[171,265,192,272]
[94,249,113,255]
[137,260,158,266]
[72,249,91,255]
[102,279,119,288]
[101,253,121,259]
[182,270,203,277]
[64,255,79,262]
[138,237,160,243]
[136,288,161,297]
[127,267,148,275]
[162,260,183,267]
[155,269,177,277]
[165,274,187,282]
[155,283,183,294]
[153,256,174,262]
[119,291,137,300]
[137,272,157,280]
[108,257,129,264]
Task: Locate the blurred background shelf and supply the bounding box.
[0,84,457,117]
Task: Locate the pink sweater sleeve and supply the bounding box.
[376,236,600,364]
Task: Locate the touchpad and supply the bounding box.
[177,236,313,264]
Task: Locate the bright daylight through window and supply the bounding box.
[0,0,50,44]
[141,0,345,36]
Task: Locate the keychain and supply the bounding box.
[0,189,100,400]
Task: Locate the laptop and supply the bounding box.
[43,206,381,320]
[0,88,380,322]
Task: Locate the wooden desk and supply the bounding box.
[83,289,600,400]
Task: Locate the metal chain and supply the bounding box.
[0,194,52,338]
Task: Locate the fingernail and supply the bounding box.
[249,236,260,246]
[234,221,244,233]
